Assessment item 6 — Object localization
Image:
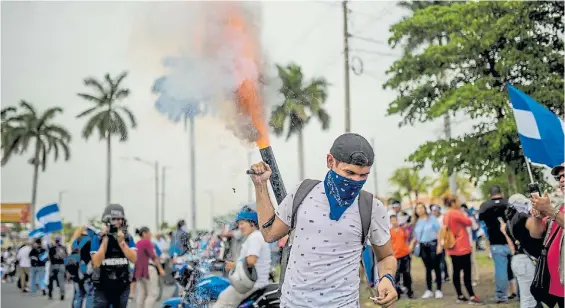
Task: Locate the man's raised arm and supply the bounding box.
[250,162,290,243]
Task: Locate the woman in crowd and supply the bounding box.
[409,203,443,299]
[133,227,165,308]
[502,194,543,308]
[442,194,482,304]
[527,163,564,308]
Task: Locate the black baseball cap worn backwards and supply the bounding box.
[330,133,374,167]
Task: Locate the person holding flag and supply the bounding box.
[507,84,564,307]
[29,238,47,296]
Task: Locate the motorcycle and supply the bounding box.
[162,258,280,308]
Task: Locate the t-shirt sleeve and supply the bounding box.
[90,236,100,254]
[128,236,136,249]
[244,232,264,258]
[369,198,391,246]
[275,183,302,227]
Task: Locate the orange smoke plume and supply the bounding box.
[223,4,270,149]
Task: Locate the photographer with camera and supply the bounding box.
[90,204,137,308]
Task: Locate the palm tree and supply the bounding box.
[76,72,137,207]
[388,167,435,206]
[269,63,330,180]
[1,101,71,228]
[431,170,475,200]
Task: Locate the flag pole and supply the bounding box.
[525,156,535,184]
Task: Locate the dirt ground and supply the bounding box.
[360,252,521,308]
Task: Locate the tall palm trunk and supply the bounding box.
[297,130,305,180]
[106,133,112,206]
[30,139,41,229]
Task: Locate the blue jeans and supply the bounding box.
[491,244,511,301]
[92,285,130,308]
[30,266,46,293]
[73,279,94,308]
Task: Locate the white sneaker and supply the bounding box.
[435,290,443,299]
[421,290,433,299]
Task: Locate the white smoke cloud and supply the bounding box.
[128,2,282,144]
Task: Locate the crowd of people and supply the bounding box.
[1,133,564,308]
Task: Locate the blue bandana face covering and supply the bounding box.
[324,170,366,221]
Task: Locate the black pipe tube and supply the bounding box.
[247,146,287,205]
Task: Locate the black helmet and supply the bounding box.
[101,204,125,223]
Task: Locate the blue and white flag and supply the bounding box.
[29,227,46,238]
[507,84,565,167]
[36,203,63,233]
[40,251,48,262]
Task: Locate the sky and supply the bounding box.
[1,1,476,230]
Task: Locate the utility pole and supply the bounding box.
[342,0,352,133]
[370,138,378,196]
[154,161,160,232]
[58,190,67,209]
[247,151,253,203]
[444,113,458,194]
[161,166,167,229]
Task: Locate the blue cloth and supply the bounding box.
[507,84,565,167]
[29,227,46,238]
[362,243,376,286]
[36,203,63,233]
[169,231,185,257]
[413,217,440,243]
[30,266,46,293]
[490,244,511,301]
[72,279,94,308]
[153,242,162,257]
[90,235,136,253]
[323,170,366,221]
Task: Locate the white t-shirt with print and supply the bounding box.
[239,230,271,289]
[275,182,391,308]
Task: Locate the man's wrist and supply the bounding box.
[380,273,395,285]
[254,182,269,191]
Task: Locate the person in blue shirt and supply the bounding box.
[68,226,97,308]
[90,204,137,308]
[169,220,188,257]
[409,203,443,299]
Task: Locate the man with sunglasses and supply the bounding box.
[90,204,137,308]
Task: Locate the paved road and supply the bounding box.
[1,281,176,308]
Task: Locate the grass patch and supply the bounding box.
[360,251,520,308]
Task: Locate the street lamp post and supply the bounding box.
[129,157,160,231]
[58,190,68,209]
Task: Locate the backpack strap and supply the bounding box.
[290,179,322,229]
[358,190,373,245]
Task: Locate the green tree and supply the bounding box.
[431,170,475,200]
[1,101,71,228]
[269,63,330,180]
[77,72,137,207]
[388,167,435,205]
[384,1,563,186]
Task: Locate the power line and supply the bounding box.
[279,4,338,57]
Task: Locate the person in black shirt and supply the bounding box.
[90,204,137,308]
[48,236,68,300]
[29,238,47,295]
[502,194,544,308]
[478,185,511,303]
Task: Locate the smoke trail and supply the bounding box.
[131,2,282,146]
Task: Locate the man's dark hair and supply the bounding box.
[489,185,503,196]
